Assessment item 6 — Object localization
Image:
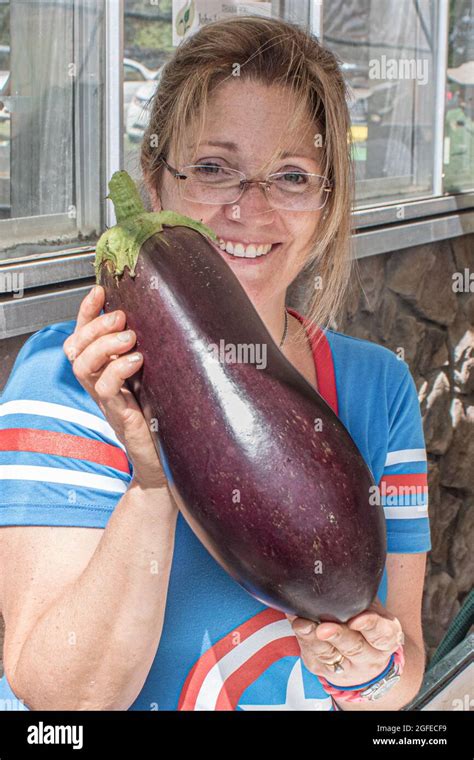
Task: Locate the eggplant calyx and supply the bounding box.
[94,170,217,281]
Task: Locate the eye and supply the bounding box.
[273,169,309,185]
[282,172,308,184]
[193,162,224,175]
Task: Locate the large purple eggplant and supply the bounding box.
[94,171,386,623]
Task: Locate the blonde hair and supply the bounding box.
[141,15,355,347]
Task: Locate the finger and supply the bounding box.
[64,309,126,363]
[94,353,144,405]
[96,370,166,486]
[75,285,105,330]
[289,618,338,662]
[316,623,368,659]
[72,329,137,381]
[348,612,403,652]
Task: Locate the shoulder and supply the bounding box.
[0,319,110,429]
[5,319,76,363]
[0,318,131,528]
[15,319,76,349]
[1,320,79,400]
[324,328,413,397]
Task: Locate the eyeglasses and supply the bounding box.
[158,154,332,212]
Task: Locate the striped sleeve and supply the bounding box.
[0,323,133,528]
[380,362,431,554]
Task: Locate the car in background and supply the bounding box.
[123,57,159,122]
[0,44,11,122]
[126,66,163,143]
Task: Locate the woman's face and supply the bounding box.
[154,79,325,309]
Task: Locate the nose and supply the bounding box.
[225,181,276,222]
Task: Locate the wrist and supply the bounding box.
[319,645,405,703]
[129,471,168,491]
[128,478,178,513]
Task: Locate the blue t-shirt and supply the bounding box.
[0,311,430,711]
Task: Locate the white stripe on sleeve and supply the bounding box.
[0,400,126,452]
[384,448,427,468]
[384,505,429,519]
[0,465,128,494]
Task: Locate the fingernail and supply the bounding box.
[105,312,117,326]
[88,285,98,302]
[117,330,132,343]
[298,624,314,635]
[128,352,142,363]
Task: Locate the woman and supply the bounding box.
[0,16,430,711]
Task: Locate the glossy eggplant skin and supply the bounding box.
[99,225,386,623]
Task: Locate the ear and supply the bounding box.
[143,175,162,211]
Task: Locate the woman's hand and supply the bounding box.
[287,598,405,688]
[63,285,170,492]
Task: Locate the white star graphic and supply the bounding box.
[238,659,333,711]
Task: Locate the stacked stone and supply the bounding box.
[337,234,474,660]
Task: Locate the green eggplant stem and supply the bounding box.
[94,170,217,282]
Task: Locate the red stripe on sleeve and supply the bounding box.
[380,473,428,488]
[0,428,131,474]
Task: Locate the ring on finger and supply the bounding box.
[327,653,346,673]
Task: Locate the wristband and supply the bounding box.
[319,645,405,703]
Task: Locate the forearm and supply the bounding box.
[11,482,178,711]
[334,635,425,711]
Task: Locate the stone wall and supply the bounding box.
[335,233,474,660]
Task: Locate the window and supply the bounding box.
[325,0,474,212]
[444,0,474,193]
[325,0,441,207]
[0,0,106,258]
[123,0,474,212]
[124,0,173,181]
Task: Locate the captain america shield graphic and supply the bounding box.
[178,608,333,710]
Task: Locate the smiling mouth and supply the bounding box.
[211,237,281,261]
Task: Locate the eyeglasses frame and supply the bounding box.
[157,153,332,210]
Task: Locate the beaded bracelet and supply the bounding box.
[319,645,405,703]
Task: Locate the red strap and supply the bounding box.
[286,308,338,416]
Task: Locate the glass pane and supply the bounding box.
[123,0,274,182]
[444,0,474,193]
[0,3,11,217]
[124,0,173,181]
[323,0,439,207]
[0,0,105,253]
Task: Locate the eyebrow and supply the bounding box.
[197,140,318,161]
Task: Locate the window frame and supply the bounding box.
[0,0,106,257]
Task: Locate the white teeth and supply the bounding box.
[218,238,273,258]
